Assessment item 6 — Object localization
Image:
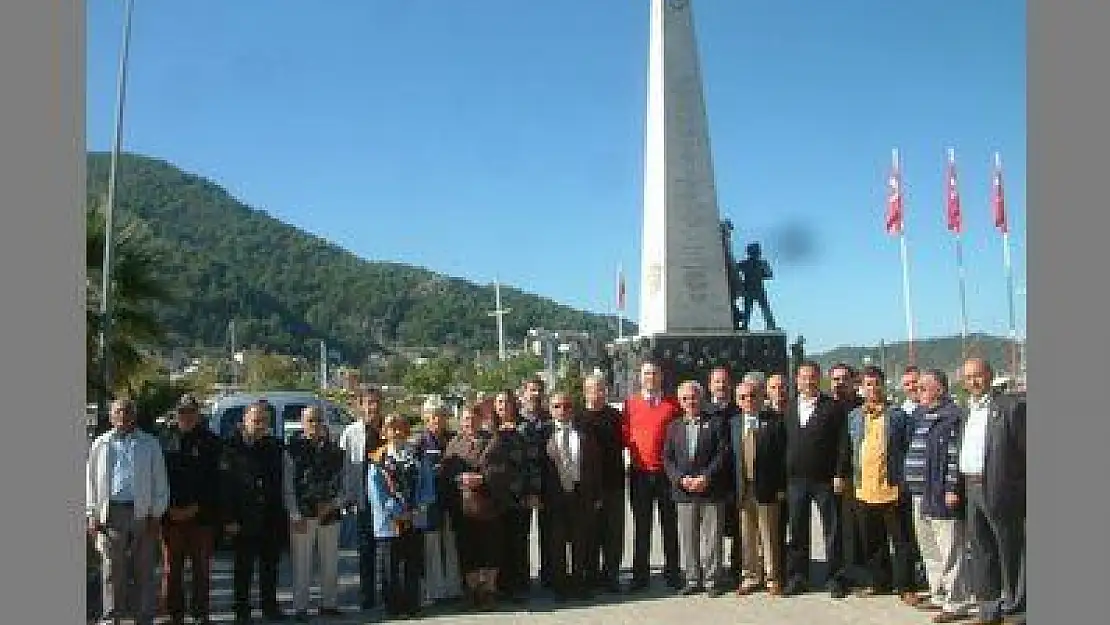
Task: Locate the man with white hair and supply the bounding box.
[87,398,170,625]
[581,374,627,593]
[663,381,731,596]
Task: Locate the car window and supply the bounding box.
[282,403,310,423]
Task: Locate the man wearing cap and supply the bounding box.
[157,394,224,625]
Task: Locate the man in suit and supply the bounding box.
[542,392,604,601]
[958,358,1025,625]
[704,366,741,584]
[221,401,289,624]
[339,387,385,612]
[829,363,866,587]
[623,360,683,590]
[663,380,731,597]
[765,373,791,576]
[581,374,626,594]
[731,380,788,596]
[783,361,851,598]
[87,398,170,625]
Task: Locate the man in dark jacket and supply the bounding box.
[581,374,626,594]
[958,358,1025,625]
[783,361,852,598]
[704,366,742,584]
[663,381,731,596]
[158,394,223,625]
[905,369,974,622]
[730,380,787,596]
[220,401,288,624]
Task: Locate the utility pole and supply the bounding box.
[96,0,137,433]
[487,281,511,361]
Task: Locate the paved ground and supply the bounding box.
[98,508,942,624]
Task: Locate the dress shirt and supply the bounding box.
[109,430,138,502]
[959,395,992,475]
[798,395,818,427]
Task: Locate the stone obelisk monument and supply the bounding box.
[612,0,788,396]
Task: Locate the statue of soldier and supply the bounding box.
[720,220,743,329]
[736,242,778,332]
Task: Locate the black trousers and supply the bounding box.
[549,490,598,595]
[500,507,533,596]
[786,479,845,588]
[232,531,280,616]
[628,470,680,583]
[383,531,424,616]
[838,488,865,583]
[966,482,1025,621]
[356,509,378,608]
[857,499,914,592]
[591,488,626,586]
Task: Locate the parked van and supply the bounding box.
[206,391,350,443]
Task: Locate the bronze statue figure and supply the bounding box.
[735,241,778,332]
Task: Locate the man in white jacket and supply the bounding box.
[86,399,169,625]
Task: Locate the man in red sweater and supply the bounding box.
[623,360,683,591]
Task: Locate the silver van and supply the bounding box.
[205,391,350,443]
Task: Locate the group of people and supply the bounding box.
[86,355,1025,625]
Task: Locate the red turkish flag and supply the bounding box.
[885,162,904,235]
[992,158,1008,234]
[945,155,963,234]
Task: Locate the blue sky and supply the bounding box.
[86,1,1026,354]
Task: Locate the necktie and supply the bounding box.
[743,418,757,480]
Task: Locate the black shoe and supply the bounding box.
[665,577,684,591]
[782,578,806,596]
[628,578,650,592]
[680,585,701,596]
[828,582,848,599]
[263,609,287,621]
[292,612,309,623]
[319,607,342,617]
[707,587,725,598]
[233,613,252,625]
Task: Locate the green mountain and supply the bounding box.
[86,152,632,363]
[811,333,1022,377]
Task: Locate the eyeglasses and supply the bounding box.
[551,403,570,408]
[737,394,751,399]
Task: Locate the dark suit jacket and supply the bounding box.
[542,418,604,510]
[784,393,851,482]
[663,411,731,503]
[728,410,788,504]
[971,392,1026,517]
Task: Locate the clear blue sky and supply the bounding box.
[86,1,1026,354]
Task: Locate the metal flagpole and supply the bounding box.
[487,281,511,361]
[616,263,625,340]
[97,0,137,433]
[994,151,1019,380]
[892,148,916,365]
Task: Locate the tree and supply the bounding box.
[242,352,312,391]
[402,356,457,396]
[87,202,174,430]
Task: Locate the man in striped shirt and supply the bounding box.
[904,369,973,623]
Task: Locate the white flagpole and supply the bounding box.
[995,151,1019,379]
[894,148,916,365]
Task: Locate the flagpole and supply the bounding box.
[616,263,625,340]
[994,151,1019,380]
[948,148,970,359]
[892,148,916,365]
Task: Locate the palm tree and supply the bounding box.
[86,201,173,406]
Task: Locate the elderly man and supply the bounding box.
[959,358,1026,625]
[663,381,731,596]
[581,373,627,594]
[284,405,346,620]
[731,380,787,596]
[158,394,222,625]
[87,399,170,625]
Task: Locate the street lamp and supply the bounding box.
[96,0,137,433]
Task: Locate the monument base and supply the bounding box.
[606,331,791,399]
